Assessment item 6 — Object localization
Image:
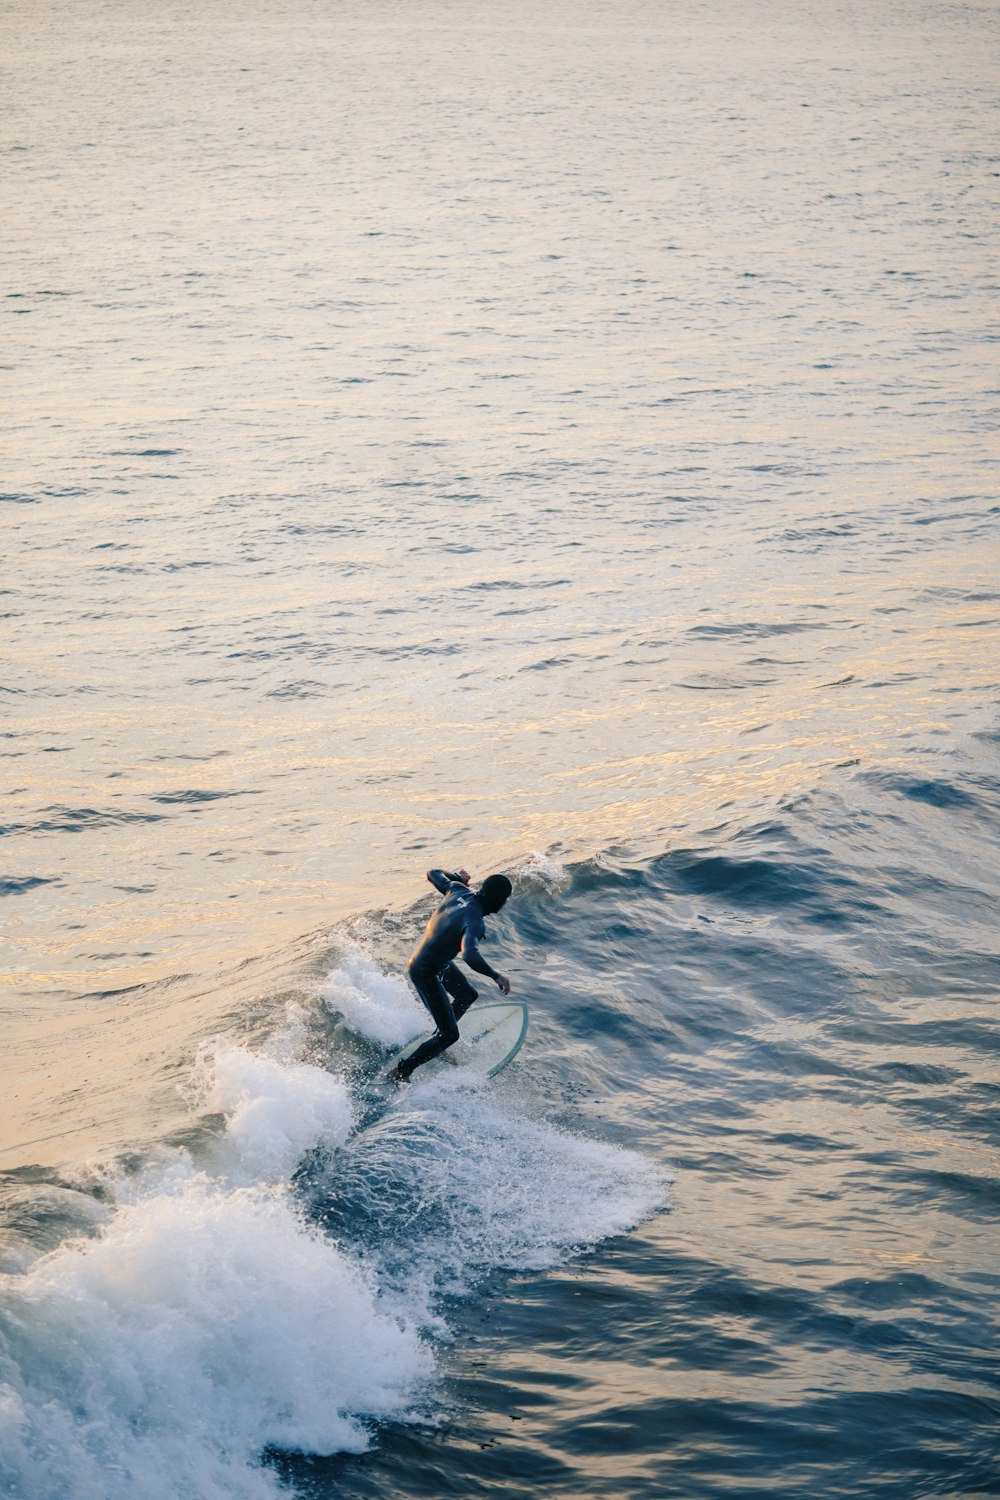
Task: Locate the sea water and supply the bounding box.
[2,0,998,1495]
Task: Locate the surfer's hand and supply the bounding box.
[457,868,471,884]
[496,973,511,996]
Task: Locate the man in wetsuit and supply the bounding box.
[389,868,513,1084]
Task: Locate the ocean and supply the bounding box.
[2,0,998,1495]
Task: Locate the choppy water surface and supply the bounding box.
[2,0,999,1495]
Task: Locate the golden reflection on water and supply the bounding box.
[5,600,994,1005]
[0,677,913,1170]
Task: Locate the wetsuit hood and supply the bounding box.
[477,874,512,914]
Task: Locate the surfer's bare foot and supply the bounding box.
[388,1065,408,1087]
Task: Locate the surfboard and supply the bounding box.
[388,1001,529,1080]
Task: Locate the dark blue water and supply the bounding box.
[270,739,1000,1499]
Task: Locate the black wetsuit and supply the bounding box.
[399,870,504,1078]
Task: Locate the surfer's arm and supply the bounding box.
[426,868,471,893]
[461,928,511,994]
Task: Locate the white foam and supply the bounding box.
[0,1167,429,1500]
[513,849,569,888]
[321,1076,668,1321]
[195,1042,354,1184]
[318,941,424,1047]
[1,966,667,1500]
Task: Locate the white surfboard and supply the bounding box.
[389,1001,529,1080]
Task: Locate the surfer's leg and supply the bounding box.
[441,962,478,1021]
[395,969,459,1081]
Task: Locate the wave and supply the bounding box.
[4,739,996,1497]
[0,1163,429,1499]
[0,945,665,1500]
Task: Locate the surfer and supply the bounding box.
[389,868,513,1084]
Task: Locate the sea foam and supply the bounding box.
[318,941,425,1047]
[513,849,569,888]
[0,1168,430,1500]
[0,1050,429,1500]
[317,1075,667,1325]
[196,1041,355,1184]
[1,973,665,1500]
